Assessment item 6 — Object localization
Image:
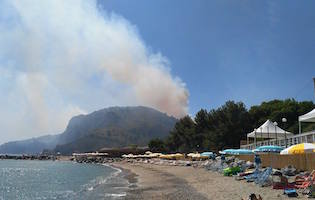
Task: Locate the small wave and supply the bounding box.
[87,187,94,191]
[79,164,123,194]
[102,164,122,175]
[104,193,126,197]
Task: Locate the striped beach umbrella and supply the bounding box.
[280,143,315,155]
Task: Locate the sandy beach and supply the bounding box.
[114,161,309,200]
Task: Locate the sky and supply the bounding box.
[0,0,314,144]
[99,0,315,110]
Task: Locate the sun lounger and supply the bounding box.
[272,174,296,190]
[245,169,260,182]
[255,167,272,187]
[295,170,315,189]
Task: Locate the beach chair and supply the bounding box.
[272,174,296,190]
[295,170,315,189]
[245,169,260,182]
[295,170,313,185]
[255,167,272,187]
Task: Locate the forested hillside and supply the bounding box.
[149,99,315,153]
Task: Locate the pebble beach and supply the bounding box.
[114,161,310,200]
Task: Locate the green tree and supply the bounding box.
[149,99,314,154]
[206,101,251,150]
[166,116,196,153]
[248,99,314,133]
[148,138,166,152]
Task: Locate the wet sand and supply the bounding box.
[114,161,309,200]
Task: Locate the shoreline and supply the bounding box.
[2,157,311,199]
[112,162,208,200]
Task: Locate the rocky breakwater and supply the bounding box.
[0,154,57,161]
[73,155,123,164]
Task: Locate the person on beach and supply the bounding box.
[210,153,216,161]
[254,154,261,170]
[220,153,225,166]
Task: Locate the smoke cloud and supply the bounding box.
[0,0,188,143]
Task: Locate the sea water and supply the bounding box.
[0,160,129,200]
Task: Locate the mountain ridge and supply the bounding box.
[0,106,177,154]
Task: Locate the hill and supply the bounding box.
[55,106,177,154]
[0,134,59,154]
[0,106,177,154]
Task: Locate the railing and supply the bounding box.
[241,130,315,150]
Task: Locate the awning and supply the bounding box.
[299,108,315,122]
[247,119,293,139]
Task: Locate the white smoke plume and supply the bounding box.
[0,0,188,143]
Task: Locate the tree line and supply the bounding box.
[148,99,315,153]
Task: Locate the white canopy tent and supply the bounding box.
[247,119,293,145]
[298,108,315,134]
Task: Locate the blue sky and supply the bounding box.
[99,0,315,113]
[0,0,314,143]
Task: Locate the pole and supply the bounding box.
[267,126,269,145]
[260,127,263,146]
[275,124,277,146]
[299,121,301,134]
[285,130,287,148]
[255,130,257,148]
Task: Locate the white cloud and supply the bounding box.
[0,0,188,143]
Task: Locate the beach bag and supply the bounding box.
[284,189,298,197]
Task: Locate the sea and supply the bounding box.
[0,160,130,200]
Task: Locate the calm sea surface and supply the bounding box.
[0,160,129,200]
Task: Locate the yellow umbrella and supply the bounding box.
[280,143,315,154]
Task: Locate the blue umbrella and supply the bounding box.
[234,149,254,155]
[253,145,283,153]
[219,149,236,155]
[200,152,214,157]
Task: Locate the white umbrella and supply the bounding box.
[280,143,315,155]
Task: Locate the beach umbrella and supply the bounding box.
[219,149,238,155]
[234,149,254,155]
[187,153,201,158]
[200,152,214,157]
[200,152,213,156]
[280,143,315,155]
[253,145,283,153]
